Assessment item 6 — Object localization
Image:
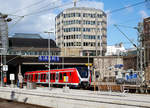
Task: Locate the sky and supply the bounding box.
[0,0,149,49]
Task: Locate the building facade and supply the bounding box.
[143,17,150,85]
[55,7,107,56]
[8,33,61,56]
[94,56,123,82]
[143,17,150,65]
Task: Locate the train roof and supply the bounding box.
[25,68,77,74]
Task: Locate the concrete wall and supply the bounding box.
[0,87,149,108]
[61,48,82,56]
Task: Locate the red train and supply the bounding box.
[24,67,91,88]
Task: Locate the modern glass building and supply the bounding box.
[55,7,107,56]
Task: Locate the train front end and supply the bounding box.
[76,67,91,88]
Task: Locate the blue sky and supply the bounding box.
[0,0,149,49]
[102,0,150,48]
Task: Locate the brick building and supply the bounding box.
[143,17,150,84]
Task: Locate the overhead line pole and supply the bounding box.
[44,31,53,90]
[114,24,145,87]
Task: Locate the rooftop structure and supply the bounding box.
[12,33,43,39]
[125,47,137,56]
[106,43,126,56]
[8,33,60,56]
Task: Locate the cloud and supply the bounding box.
[77,1,104,10]
[60,0,104,11]
[0,0,104,40]
[0,0,59,39]
[139,10,149,19]
[9,13,57,39]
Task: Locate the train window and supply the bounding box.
[35,74,38,80]
[28,75,31,80]
[63,73,67,76]
[43,74,46,80]
[27,75,29,81]
[70,72,71,76]
[50,73,53,80]
[41,74,44,80]
[53,74,55,80]
[41,74,45,80]
[59,73,62,80]
[77,67,88,78]
[38,74,40,80]
[31,74,33,81]
[28,75,30,80]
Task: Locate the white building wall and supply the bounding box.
[106,43,126,56]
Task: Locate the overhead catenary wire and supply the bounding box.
[2,13,23,18]
[29,0,62,14]
[4,0,148,18]
[9,16,24,30]
[145,0,150,9]
[13,0,62,18]
[3,0,148,31]
[116,17,142,25]
[12,0,49,14]
[107,0,147,14]
[4,0,62,29]
[22,0,78,16]
[113,24,138,29]
[114,24,138,49]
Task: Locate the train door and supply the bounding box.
[37,73,40,83]
[46,72,49,83]
[55,72,59,83]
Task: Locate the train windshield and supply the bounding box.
[76,67,88,78]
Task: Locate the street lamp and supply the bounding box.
[44,31,53,90]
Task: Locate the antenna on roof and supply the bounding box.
[74,0,77,7]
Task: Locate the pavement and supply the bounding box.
[0,86,149,108]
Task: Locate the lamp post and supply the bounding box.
[0,48,4,87]
[44,31,53,90]
[87,51,90,73]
